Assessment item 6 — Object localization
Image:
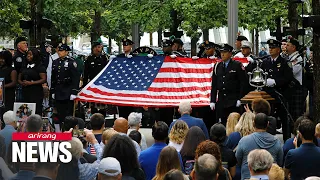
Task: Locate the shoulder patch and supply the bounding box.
[73,62,77,68]
[16,57,22,63]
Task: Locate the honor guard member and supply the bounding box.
[172,38,188,57]
[162,39,173,55]
[83,40,109,87]
[286,38,307,122]
[210,44,248,125]
[203,41,221,59]
[261,39,293,141]
[13,36,29,101]
[281,39,288,59]
[239,41,256,73]
[51,44,80,127]
[234,35,248,57]
[117,38,134,58]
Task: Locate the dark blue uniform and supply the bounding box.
[83,54,109,86]
[51,56,80,123]
[13,50,27,102]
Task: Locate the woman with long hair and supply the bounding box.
[168,120,189,152]
[195,140,232,180]
[18,48,46,115]
[226,112,241,136]
[226,112,255,150]
[0,51,17,114]
[103,134,145,180]
[180,126,206,175]
[153,146,182,180]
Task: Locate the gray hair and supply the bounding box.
[178,101,192,115]
[26,114,43,132]
[248,149,274,173]
[194,153,219,180]
[68,137,83,160]
[128,112,142,128]
[3,111,15,124]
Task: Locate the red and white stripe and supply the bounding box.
[76,57,248,107]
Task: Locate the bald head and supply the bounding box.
[113,118,129,134]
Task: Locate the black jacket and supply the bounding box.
[13,50,27,73]
[83,54,109,86]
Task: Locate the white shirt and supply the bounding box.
[46,53,59,88]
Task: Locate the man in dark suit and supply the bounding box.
[261,39,294,141]
[210,44,248,125]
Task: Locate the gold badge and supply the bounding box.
[277,63,281,68]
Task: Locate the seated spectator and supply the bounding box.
[250,98,277,135]
[26,114,43,132]
[163,169,188,180]
[169,101,209,139]
[153,146,183,180]
[269,164,284,180]
[284,119,320,179]
[180,126,206,175]
[0,111,17,152]
[103,134,145,180]
[248,149,273,179]
[139,121,169,180]
[32,161,59,180]
[236,113,283,180]
[210,123,237,178]
[68,131,103,180]
[226,112,255,150]
[128,112,148,150]
[113,118,141,155]
[101,128,118,146]
[90,113,105,143]
[129,130,142,145]
[226,112,240,136]
[98,157,122,180]
[195,140,231,180]
[190,154,219,180]
[168,120,189,152]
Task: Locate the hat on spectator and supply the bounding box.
[98,157,121,176]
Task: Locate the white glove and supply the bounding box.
[147,54,153,58]
[70,95,77,100]
[210,103,215,110]
[236,100,241,107]
[110,55,116,60]
[266,78,276,87]
[127,54,133,58]
[247,57,254,63]
[209,56,215,59]
[170,54,177,59]
[192,56,199,60]
[52,94,55,99]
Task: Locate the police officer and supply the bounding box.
[13,37,29,102]
[210,44,248,125]
[172,38,188,57]
[261,39,293,141]
[51,44,80,127]
[162,39,173,55]
[117,38,134,58]
[83,40,109,87]
[202,41,221,59]
[234,35,248,57]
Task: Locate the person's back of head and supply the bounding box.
[63,116,79,131]
[34,161,60,179]
[90,113,105,131]
[235,112,255,137]
[98,157,122,180]
[3,110,16,126]
[210,123,227,145]
[191,153,219,180]
[128,130,142,145]
[113,118,129,134]
[163,169,187,180]
[26,114,43,132]
[268,163,284,180]
[178,101,192,115]
[299,119,315,141]
[252,98,271,115]
[254,113,268,130]
[247,149,273,176]
[102,128,118,145]
[128,112,142,129]
[67,137,83,160]
[226,112,240,136]
[152,121,169,142]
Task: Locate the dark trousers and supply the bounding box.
[55,100,74,124]
[192,106,216,131]
[216,104,240,126]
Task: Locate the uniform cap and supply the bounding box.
[267,39,281,48]
[204,41,217,49]
[122,38,134,46]
[241,40,252,49]
[15,37,27,46]
[236,35,248,41]
[58,44,71,51]
[172,38,184,46]
[92,38,103,48]
[162,39,173,47]
[220,44,234,52]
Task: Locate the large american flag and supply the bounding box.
[76,56,248,107]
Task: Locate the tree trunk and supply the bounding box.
[157,29,162,47]
[255,28,259,56]
[312,0,320,122]
[202,29,209,41]
[149,32,153,46]
[108,37,112,54]
[29,0,36,47]
[191,36,199,56]
[288,0,299,38]
[251,29,255,54]
[91,10,101,46]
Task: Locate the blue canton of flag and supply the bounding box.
[94,56,164,91]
